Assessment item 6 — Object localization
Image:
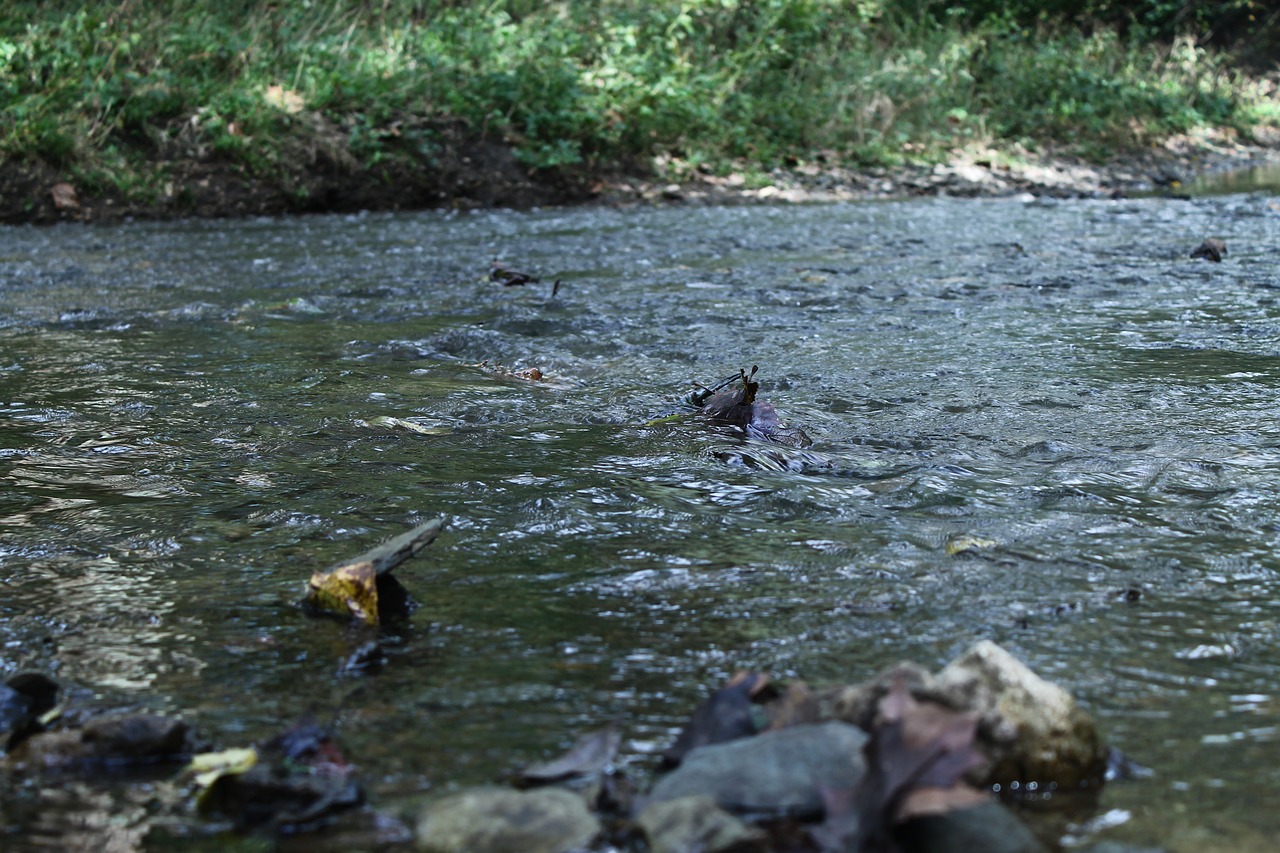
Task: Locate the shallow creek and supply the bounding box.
[2,192,1279,849]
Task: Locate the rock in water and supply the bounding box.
[637,795,768,853]
[1190,238,1226,262]
[648,721,868,819]
[6,713,193,770]
[895,800,1050,853]
[933,640,1108,792]
[416,787,600,853]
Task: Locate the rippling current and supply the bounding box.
[2,193,1280,849]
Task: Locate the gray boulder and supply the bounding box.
[648,720,867,819]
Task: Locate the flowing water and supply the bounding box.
[2,192,1279,850]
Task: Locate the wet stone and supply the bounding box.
[932,640,1108,791]
[415,786,601,853]
[6,713,193,770]
[894,801,1049,853]
[648,721,868,819]
[637,795,768,853]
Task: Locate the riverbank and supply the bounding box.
[601,127,1280,207]
[6,2,1279,226]
[7,126,1280,226]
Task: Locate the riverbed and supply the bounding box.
[2,192,1279,850]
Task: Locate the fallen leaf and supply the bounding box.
[896,784,989,820]
[698,366,761,426]
[811,677,988,852]
[517,726,621,786]
[50,183,79,210]
[489,259,539,285]
[1190,238,1226,262]
[198,722,362,830]
[944,535,997,556]
[188,747,259,788]
[765,681,821,730]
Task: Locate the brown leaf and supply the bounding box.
[765,681,821,730]
[1191,238,1225,262]
[870,678,986,818]
[812,677,988,852]
[896,785,989,821]
[50,183,79,211]
[811,784,862,852]
[699,366,760,426]
[517,725,621,786]
[489,260,540,285]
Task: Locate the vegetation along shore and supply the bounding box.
[3,1,1279,224]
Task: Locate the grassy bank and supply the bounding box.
[2,1,1277,219]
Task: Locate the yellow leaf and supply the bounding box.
[307,560,379,625]
[945,535,998,556]
[187,747,258,788]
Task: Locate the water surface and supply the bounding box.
[2,194,1280,849]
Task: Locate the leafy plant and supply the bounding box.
[0,1,1275,199]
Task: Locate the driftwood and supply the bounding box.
[329,517,443,577]
[305,517,445,625]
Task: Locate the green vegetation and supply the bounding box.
[1,1,1276,204]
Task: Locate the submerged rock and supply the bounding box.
[649,721,867,819]
[6,713,194,770]
[415,786,600,853]
[201,761,364,831]
[0,672,58,750]
[637,795,768,853]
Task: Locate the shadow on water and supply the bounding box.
[2,197,1280,849]
[1187,160,1280,197]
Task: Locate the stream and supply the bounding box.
[2,190,1279,850]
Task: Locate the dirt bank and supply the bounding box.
[5,127,1277,226]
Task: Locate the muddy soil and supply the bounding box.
[4,126,1277,225]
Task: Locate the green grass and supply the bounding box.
[0,1,1274,202]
